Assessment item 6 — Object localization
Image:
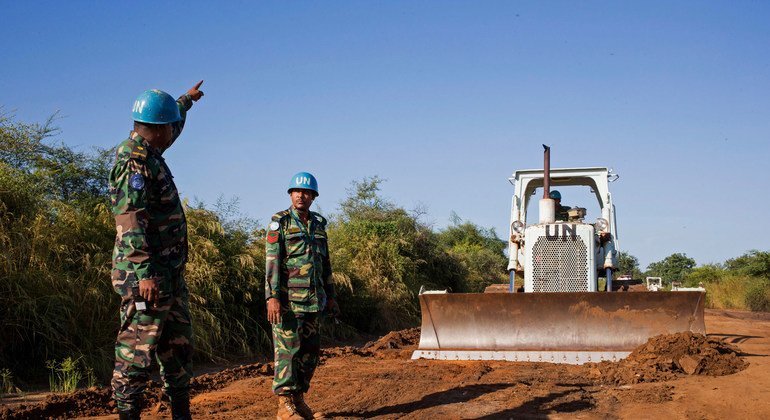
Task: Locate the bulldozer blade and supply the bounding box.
[412,291,705,364]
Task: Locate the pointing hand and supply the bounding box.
[187,80,204,101]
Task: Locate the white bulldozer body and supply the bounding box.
[509,167,619,291]
[413,151,706,364]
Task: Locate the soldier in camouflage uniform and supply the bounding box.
[266,172,339,420]
[551,190,572,221]
[109,82,204,420]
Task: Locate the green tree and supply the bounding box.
[725,250,770,279]
[683,264,726,286]
[328,177,478,332]
[646,253,696,284]
[0,111,112,202]
[616,251,642,279]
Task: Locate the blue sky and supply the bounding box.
[2,1,769,268]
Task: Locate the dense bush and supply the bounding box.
[726,250,770,279]
[326,178,501,332]
[0,115,277,381]
[682,264,726,286]
[744,279,770,312]
[0,116,117,380]
[678,252,770,311]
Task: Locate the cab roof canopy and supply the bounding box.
[508,167,613,211]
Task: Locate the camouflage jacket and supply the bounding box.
[109,95,193,296]
[265,207,336,313]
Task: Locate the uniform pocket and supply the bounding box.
[288,287,311,303]
[285,232,306,256]
[288,276,311,288]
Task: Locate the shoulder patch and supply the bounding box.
[129,144,148,161]
[268,221,280,231]
[271,209,290,222]
[129,173,145,190]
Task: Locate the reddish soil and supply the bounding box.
[593,331,747,384]
[2,309,769,419]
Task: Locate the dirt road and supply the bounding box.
[3,309,769,419]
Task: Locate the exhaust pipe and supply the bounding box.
[539,145,555,224]
[543,144,551,198]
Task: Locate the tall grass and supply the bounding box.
[0,173,117,379]
[1,368,21,395]
[684,257,770,311]
[47,357,82,393]
[185,201,272,360]
[0,116,279,382]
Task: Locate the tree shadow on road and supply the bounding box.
[327,383,513,417]
[476,387,593,419]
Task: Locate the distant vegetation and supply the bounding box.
[620,249,770,311]
[0,114,507,386]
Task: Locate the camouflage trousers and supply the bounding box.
[272,311,320,395]
[112,282,194,411]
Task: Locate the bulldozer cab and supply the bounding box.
[511,167,619,246]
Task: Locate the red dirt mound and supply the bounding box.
[191,362,272,392]
[361,328,421,359]
[0,363,273,420]
[0,387,112,420]
[321,328,420,361]
[320,345,370,360]
[363,328,420,352]
[595,332,747,384]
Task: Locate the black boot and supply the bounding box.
[118,408,140,420]
[169,388,192,420]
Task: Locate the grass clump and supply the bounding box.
[1,368,22,396]
[46,357,82,394]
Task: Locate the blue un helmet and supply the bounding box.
[132,89,181,124]
[288,172,319,196]
[549,190,562,200]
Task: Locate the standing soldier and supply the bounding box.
[266,172,339,420]
[109,82,204,420]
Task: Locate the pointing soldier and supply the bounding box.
[109,82,204,420]
[266,172,339,420]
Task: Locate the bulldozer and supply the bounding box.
[412,146,706,364]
